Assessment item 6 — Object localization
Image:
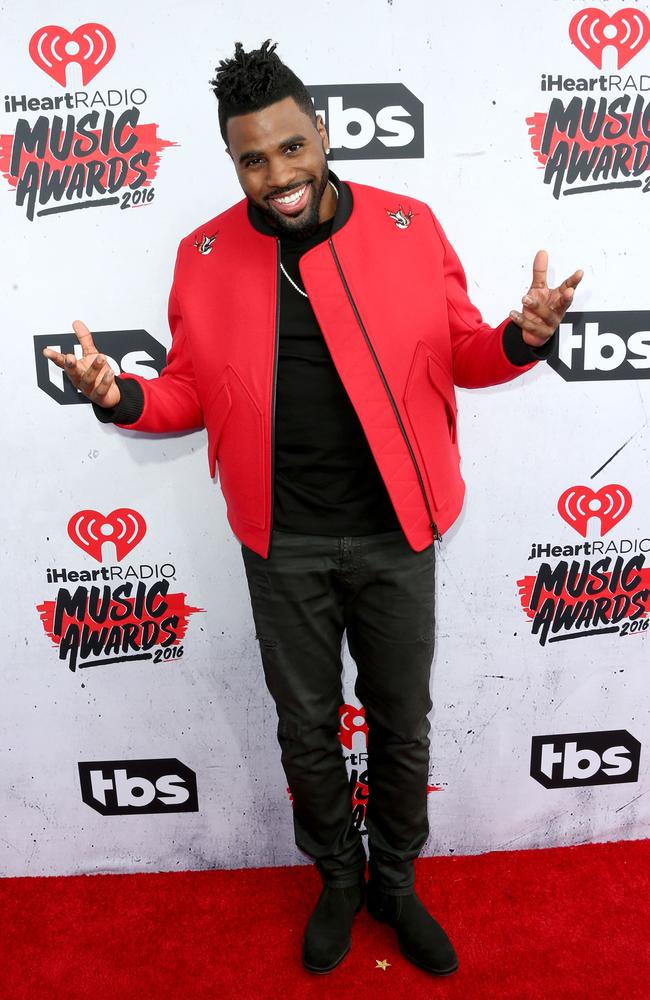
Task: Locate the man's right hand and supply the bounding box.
[42,320,121,409]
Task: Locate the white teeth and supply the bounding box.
[273,185,306,205]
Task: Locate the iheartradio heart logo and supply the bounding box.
[29,23,116,87]
[338,704,368,750]
[67,509,147,562]
[557,485,632,538]
[569,8,650,70]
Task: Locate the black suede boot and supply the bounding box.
[366,881,459,975]
[302,880,366,973]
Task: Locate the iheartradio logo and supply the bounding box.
[339,704,369,750]
[569,8,650,70]
[67,508,147,562]
[29,23,116,87]
[557,485,632,538]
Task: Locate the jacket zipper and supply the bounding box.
[328,239,442,544]
[268,240,281,555]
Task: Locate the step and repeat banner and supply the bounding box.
[1,0,648,878]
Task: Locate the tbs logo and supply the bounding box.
[34,330,166,405]
[309,84,424,159]
[531,730,641,788]
[79,758,198,815]
[548,312,650,381]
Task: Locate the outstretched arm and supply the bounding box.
[430,210,583,388]
[44,254,205,434]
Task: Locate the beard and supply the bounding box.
[258,163,330,240]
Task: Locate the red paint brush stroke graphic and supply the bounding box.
[517,570,650,620]
[37,592,204,646]
[526,109,650,173]
[0,122,176,189]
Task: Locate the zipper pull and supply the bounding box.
[431,522,443,543]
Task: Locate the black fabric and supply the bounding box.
[241,528,435,891]
[502,319,557,366]
[272,192,400,535]
[92,372,144,425]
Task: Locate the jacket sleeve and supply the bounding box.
[429,208,549,389]
[92,375,144,425]
[94,244,205,433]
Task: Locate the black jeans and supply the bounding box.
[240,527,436,895]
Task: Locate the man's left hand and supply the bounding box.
[509,250,584,348]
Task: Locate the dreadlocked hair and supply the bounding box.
[210,39,317,144]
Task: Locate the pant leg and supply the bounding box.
[342,529,436,895]
[240,529,367,887]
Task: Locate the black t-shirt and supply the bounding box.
[273,216,401,535]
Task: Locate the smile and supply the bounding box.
[268,182,311,214]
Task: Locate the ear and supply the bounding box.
[316,114,330,154]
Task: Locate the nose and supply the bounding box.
[264,155,296,196]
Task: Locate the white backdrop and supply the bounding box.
[1,0,648,878]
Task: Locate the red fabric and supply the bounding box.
[118,182,538,556]
[2,839,648,999]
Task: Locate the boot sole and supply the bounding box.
[366,898,459,976]
[302,941,351,974]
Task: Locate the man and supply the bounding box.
[43,40,583,977]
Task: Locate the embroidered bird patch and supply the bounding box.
[193,232,218,254]
[386,206,414,229]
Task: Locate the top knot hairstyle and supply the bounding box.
[210,39,317,144]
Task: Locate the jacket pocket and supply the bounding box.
[207,380,232,479]
[403,341,460,509]
[207,366,266,529]
[427,353,457,445]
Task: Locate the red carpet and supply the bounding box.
[2,838,649,999]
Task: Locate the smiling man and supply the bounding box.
[43,39,583,978]
[234,111,332,235]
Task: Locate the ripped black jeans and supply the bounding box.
[240,527,436,895]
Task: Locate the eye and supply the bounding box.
[286,143,302,154]
[246,157,263,168]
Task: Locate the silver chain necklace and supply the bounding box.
[279,262,309,298]
[279,180,338,299]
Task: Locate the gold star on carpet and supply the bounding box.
[375,959,391,971]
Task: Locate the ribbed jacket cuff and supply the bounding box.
[502,320,556,366]
[91,377,144,425]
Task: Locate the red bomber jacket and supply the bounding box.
[111,174,541,558]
